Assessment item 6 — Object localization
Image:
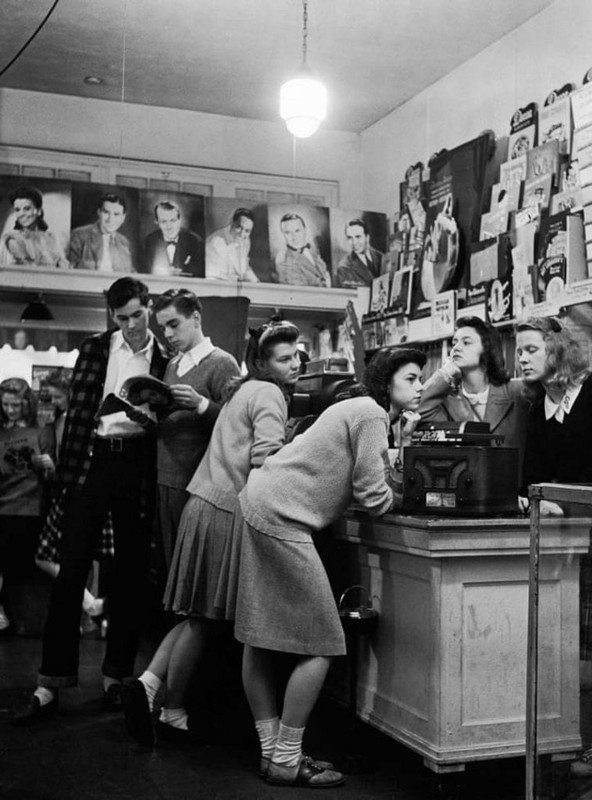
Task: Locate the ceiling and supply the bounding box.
[0,0,556,134]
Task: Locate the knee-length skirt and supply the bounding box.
[234,521,346,657]
[163,494,242,621]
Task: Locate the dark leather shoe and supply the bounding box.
[266,757,345,787]
[258,753,334,778]
[12,694,58,727]
[102,683,123,712]
[155,719,201,746]
[121,680,154,746]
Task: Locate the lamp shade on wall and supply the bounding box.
[21,295,53,322]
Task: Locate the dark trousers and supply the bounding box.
[39,439,155,687]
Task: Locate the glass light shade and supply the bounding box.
[280,74,327,138]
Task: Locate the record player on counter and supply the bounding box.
[401,421,519,517]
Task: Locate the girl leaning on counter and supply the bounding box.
[233,346,426,789]
[419,315,529,466]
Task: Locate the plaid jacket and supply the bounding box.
[56,328,169,491]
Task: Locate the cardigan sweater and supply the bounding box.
[186,379,288,511]
[157,347,240,490]
[521,373,592,495]
[239,396,396,539]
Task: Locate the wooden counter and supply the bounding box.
[326,512,591,774]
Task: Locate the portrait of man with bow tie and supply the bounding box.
[143,200,204,277]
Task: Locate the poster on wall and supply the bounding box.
[70,182,140,273]
[410,132,492,318]
[138,190,205,277]
[268,203,332,287]
[0,176,71,269]
[204,198,271,282]
[329,209,387,288]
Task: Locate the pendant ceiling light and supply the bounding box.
[280,0,327,138]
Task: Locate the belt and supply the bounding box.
[94,436,147,453]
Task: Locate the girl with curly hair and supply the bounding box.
[234,346,425,788]
[0,377,54,632]
[420,315,529,466]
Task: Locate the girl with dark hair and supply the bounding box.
[1,186,69,268]
[419,315,529,461]
[122,321,301,746]
[0,378,54,632]
[234,346,425,788]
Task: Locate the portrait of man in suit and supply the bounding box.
[335,218,383,288]
[143,200,204,277]
[275,212,331,287]
[69,192,134,273]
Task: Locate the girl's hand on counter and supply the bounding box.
[400,410,421,443]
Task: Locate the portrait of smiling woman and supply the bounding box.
[0,185,69,268]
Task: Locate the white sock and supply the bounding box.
[254,717,279,761]
[103,676,121,692]
[138,670,161,712]
[272,722,305,768]
[33,687,56,707]
[159,706,188,730]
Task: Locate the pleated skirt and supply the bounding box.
[163,494,242,621]
[234,520,346,657]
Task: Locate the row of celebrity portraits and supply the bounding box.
[0,178,388,289]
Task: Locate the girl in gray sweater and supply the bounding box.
[235,347,426,788]
[121,321,301,746]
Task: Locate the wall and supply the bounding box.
[0,87,364,209]
[360,0,592,216]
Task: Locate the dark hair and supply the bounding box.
[43,368,71,393]
[516,316,590,398]
[226,321,300,399]
[454,316,509,386]
[0,377,38,427]
[154,200,180,219]
[362,347,427,411]
[153,287,202,317]
[280,212,306,228]
[99,192,127,213]
[104,277,150,311]
[9,185,48,231]
[345,218,368,235]
[231,208,254,226]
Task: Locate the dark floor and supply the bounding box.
[0,578,587,799]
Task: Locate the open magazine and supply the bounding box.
[96,375,175,419]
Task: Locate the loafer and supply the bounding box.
[258,753,334,778]
[12,694,58,727]
[266,756,345,787]
[155,719,201,746]
[121,680,154,746]
[102,683,123,712]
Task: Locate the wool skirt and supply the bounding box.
[234,521,346,657]
[163,494,242,621]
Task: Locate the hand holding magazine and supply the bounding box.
[96,375,175,423]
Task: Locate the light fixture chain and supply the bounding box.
[302,0,308,65]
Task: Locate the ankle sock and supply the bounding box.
[138,670,161,712]
[34,687,56,707]
[159,707,188,730]
[272,722,305,768]
[254,716,279,761]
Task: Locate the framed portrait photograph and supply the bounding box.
[138,190,205,278]
[204,198,271,283]
[268,203,331,288]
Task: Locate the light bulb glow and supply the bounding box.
[280,75,327,138]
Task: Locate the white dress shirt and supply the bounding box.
[97,330,155,437]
